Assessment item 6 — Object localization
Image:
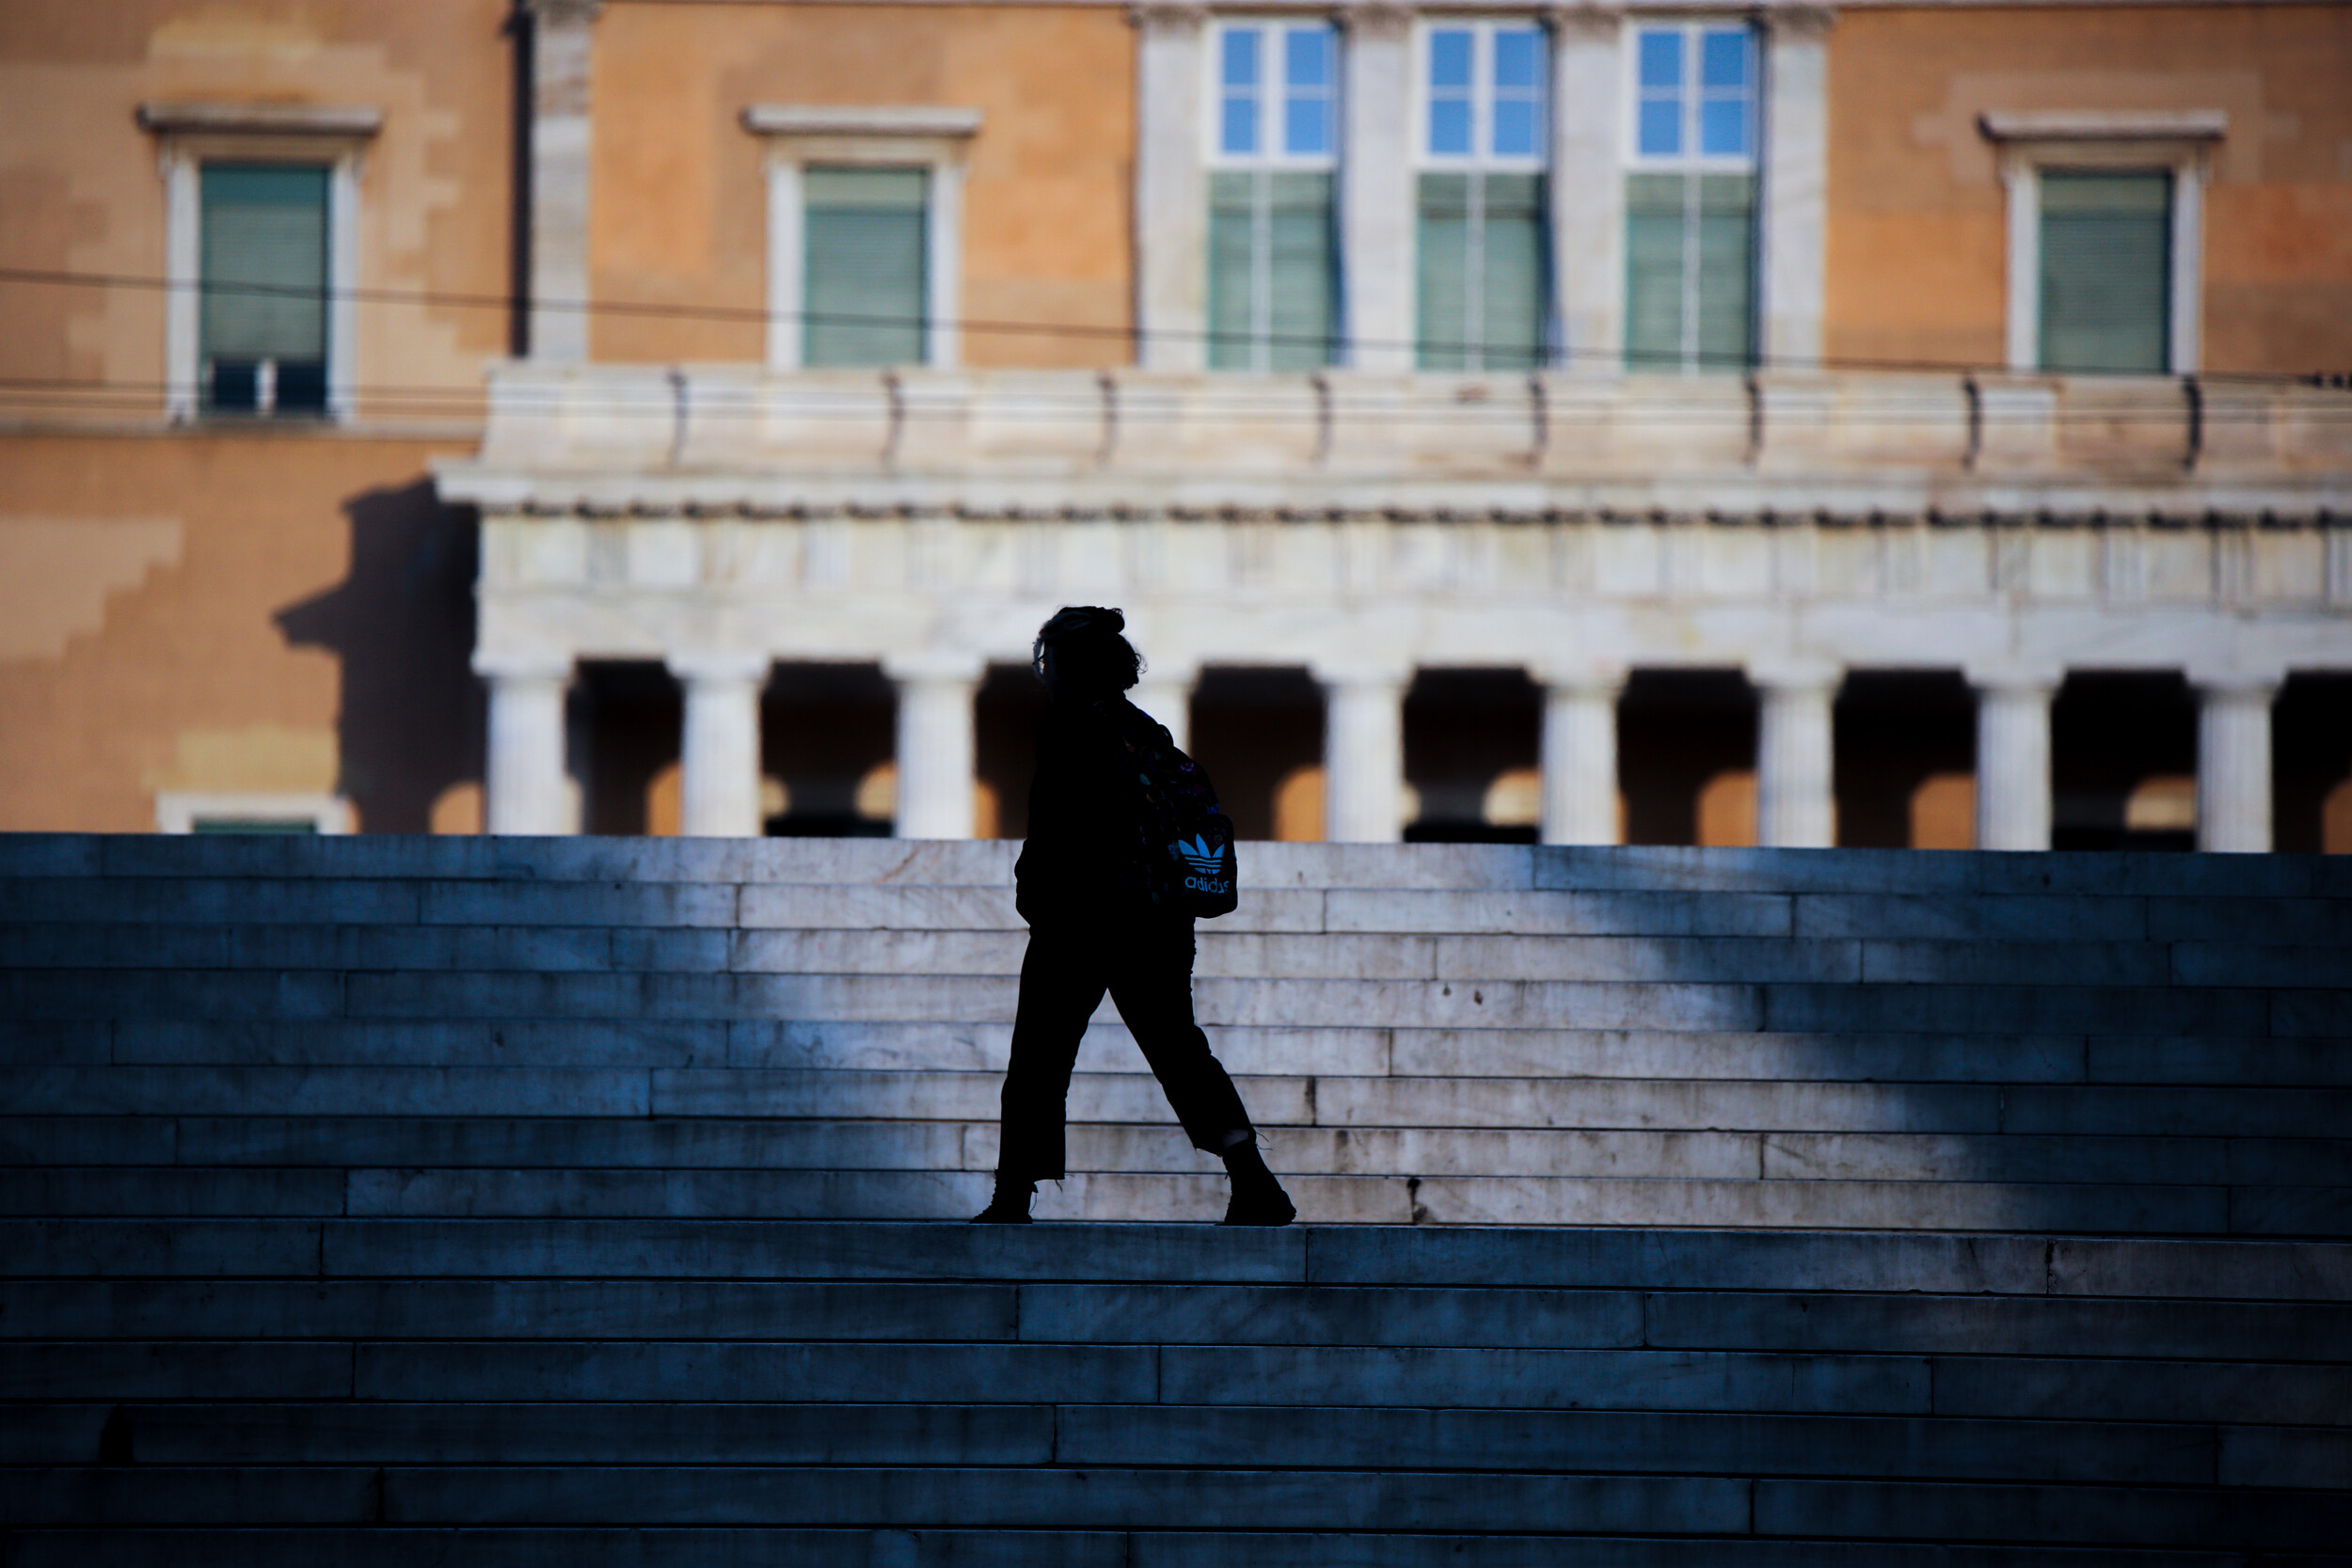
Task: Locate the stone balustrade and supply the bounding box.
[450,362,2352,520]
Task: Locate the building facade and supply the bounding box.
[4,0,2350,850]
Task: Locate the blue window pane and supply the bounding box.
[1638,97,1681,157]
[1637,29,1682,89]
[1285,94,1329,156]
[1699,97,1748,157]
[1428,98,1472,156]
[1493,27,1541,89]
[1285,26,1331,89]
[1221,96,1259,156]
[1429,29,1472,88]
[1221,27,1259,87]
[1699,28,1751,89]
[1493,99,1538,158]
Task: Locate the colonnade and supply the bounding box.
[476,654,2285,853]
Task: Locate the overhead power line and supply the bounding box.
[1,263,2342,389]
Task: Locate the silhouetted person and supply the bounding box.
[973,607,1295,1226]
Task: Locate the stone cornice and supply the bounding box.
[1979,108,2228,143]
[135,101,384,138]
[742,104,983,139]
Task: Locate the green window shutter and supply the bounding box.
[1265,171,1336,371]
[1417,173,1472,371]
[1419,174,1546,372]
[2040,170,2169,373]
[1207,171,1258,370]
[1694,172,1756,371]
[1206,170,1334,370]
[803,166,928,368]
[199,165,328,365]
[1623,171,1685,371]
[1479,173,1547,372]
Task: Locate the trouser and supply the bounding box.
[994,915,1254,1182]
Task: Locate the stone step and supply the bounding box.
[15,1218,2347,1300]
[10,1066,2347,1140]
[8,1164,2335,1233]
[7,879,2350,943]
[17,923,2341,992]
[15,1019,2347,1087]
[7,832,2339,899]
[0,1528,2308,1568]
[4,1464,2344,1547]
[11,1400,2279,1486]
[3,971,2333,1037]
[8,1280,2345,1359]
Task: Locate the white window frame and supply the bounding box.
[1414,19,1551,372]
[139,103,379,425]
[1204,18,1340,171]
[742,105,980,371]
[1981,110,2223,377]
[1620,21,1758,374]
[1623,20,1757,175]
[1415,18,1549,173]
[155,791,355,834]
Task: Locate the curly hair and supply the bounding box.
[1033,605,1144,694]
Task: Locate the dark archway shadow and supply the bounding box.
[276,479,484,832]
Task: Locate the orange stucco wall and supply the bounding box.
[0,0,514,420]
[0,432,483,833]
[1825,4,2352,376]
[588,1,1136,368]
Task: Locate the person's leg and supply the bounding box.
[1106,919,1294,1226]
[977,922,1108,1221]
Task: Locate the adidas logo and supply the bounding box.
[1171,834,1225,875]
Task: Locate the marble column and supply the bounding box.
[527,0,600,362]
[1547,3,1625,373]
[1759,5,1832,371]
[1972,674,2057,852]
[1539,671,1624,845]
[478,654,574,836]
[1319,666,1406,843]
[1341,2,1414,371]
[1133,1,1208,372]
[1131,666,1198,752]
[669,652,769,839]
[2196,678,2279,853]
[1753,666,1838,848]
[888,657,981,840]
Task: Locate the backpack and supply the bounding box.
[1103,701,1240,919]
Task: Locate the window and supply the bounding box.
[743,105,978,371]
[1624,23,1756,372]
[1208,20,1339,371]
[1418,22,1549,372]
[2039,171,2171,373]
[199,164,331,415]
[139,103,376,423]
[1980,111,2219,376]
[803,166,929,367]
[155,792,355,834]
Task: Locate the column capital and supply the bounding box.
[2188,668,2285,701]
[1534,660,1628,697]
[525,0,602,25]
[473,649,573,683]
[1759,3,1836,41]
[666,650,771,687]
[1312,658,1412,692]
[1747,658,1842,695]
[1964,662,2064,696]
[883,651,986,688]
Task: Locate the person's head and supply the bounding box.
[1032,605,1142,699]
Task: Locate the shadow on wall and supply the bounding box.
[275,480,484,832]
